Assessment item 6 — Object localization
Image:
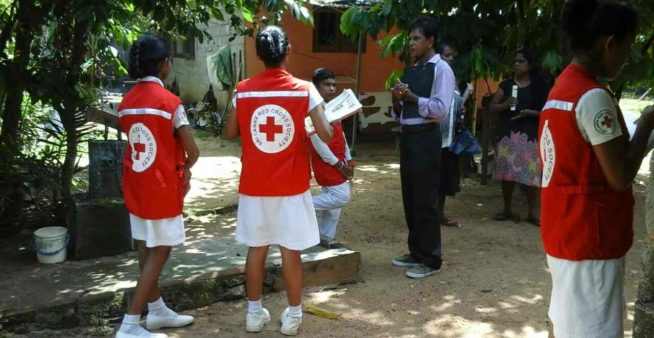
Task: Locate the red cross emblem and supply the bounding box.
[601,115,613,129]
[133,142,146,160]
[259,116,283,142]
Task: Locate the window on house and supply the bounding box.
[173,38,195,59]
[313,8,365,53]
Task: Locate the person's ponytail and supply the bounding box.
[127,35,171,79]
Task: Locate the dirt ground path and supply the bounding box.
[21,136,649,338]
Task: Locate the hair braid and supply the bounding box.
[127,35,171,79]
[255,26,289,68]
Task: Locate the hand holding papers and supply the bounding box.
[305,89,362,135]
[461,83,473,105]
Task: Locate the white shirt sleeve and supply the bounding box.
[308,83,324,112]
[575,88,622,145]
[310,134,339,165]
[173,105,190,129]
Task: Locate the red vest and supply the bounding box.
[538,64,634,260]
[118,81,185,219]
[310,121,347,187]
[236,68,312,196]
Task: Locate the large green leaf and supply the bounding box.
[210,44,235,87]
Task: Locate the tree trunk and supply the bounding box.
[60,108,78,199]
[0,0,35,148]
[58,17,90,199]
[633,156,654,337]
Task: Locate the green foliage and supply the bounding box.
[384,70,403,91]
[0,100,64,234]
[0,0,315,231]
[211,44,236,87]
[340,0,654,91]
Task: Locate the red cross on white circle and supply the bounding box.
[259,116,283,142]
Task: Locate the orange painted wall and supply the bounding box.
[473,78,499,110]
[245,12,404,93]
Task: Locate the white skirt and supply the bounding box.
[547,255,625,338]
[130,213,186,248]
[236,190,320,250]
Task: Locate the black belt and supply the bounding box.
[402,123,436,134]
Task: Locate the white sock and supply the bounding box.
[148,297,166,310]
[288,304,302,318]
[147,297,166,315]
[248,299,263,314]
[148,297,178,318]
[119,314,143,334]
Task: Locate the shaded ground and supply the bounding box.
[5,132,649,338]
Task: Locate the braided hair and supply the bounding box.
[256,26,289,68]
[128,35,171,79]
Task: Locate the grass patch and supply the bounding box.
[620,98,652,116]
[193,129,217,140]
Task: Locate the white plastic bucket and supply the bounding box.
[33,226,69,264]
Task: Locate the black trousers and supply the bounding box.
[400,124,442,269]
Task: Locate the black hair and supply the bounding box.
[312,68,335,86]
[436,43,451,55]
[256,26,289,68]
[561,0,638,55]
[127,35,171,79]
[409,17,439,50]
[516,47,550,100]
[517,48,542,79]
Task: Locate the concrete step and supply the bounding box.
[0,235,360,333]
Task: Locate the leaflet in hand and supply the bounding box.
[461,83,473,104]
[305,89,362,135]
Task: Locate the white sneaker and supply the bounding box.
[280,307,302,336]
[246,307,271,332]
[116,325,168,338]
[145,307,194,330]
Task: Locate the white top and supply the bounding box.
[309,132,352,166]
[232,82,324,111]
[575,88,623,145]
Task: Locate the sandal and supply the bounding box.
[441,218,461,228]
[525,217,540,227]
